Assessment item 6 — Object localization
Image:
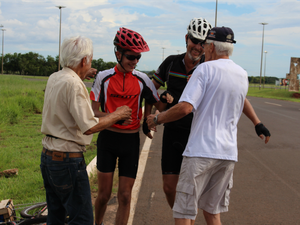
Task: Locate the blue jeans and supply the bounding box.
[40,149,93,225]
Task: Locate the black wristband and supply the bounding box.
[115,120,125,125]
[255,123,271,137]
[160,91,172,104]
[142,118,150,135]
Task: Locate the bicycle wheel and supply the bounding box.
[20,202,47,219]
[18,217,47,225]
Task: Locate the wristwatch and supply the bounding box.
[153,114,161,125]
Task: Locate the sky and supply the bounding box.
[1,0,300,79]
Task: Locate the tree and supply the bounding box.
[3,53,22,74]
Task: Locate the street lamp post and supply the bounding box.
[162,47,165,62]
[215,0,218,27]
[56,6,66,71]
[259,22,268,90]
[263,51,267,88]
[2,28,6,75]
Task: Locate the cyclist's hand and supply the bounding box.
[255,122,271,144]
[160,91,174,104]
[142,118,153,139]
[115,118,132,125]
[187,74,192,82]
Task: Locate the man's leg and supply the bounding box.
[95,171,114,225]
[162,174,179,208]
[203,211,221,225]
[115,176,135,225]
[40,157,66,225]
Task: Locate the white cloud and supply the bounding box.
[1,0,299,78]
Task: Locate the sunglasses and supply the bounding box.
[201,42,210,47]
[188,35,205,45]
[124,54,142,61]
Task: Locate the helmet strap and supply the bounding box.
[114,47,129,73]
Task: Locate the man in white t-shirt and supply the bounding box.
[147,27,250,225]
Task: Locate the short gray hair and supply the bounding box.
[206,40,234,56]
[60,36,93,68]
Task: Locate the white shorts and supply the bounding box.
[173,157,235,220]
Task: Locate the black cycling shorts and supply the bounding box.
[161,126,190,175]
[97,129,140,179]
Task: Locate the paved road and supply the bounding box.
[130,97,300,225]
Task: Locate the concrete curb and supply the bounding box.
[87,155,97,177]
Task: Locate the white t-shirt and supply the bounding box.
[179,59,248,161]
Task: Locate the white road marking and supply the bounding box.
[265,102,282,106]
[128,131,154,225]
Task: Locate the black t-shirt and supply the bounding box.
[152,53,205,130]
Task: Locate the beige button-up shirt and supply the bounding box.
[41,67,99,152]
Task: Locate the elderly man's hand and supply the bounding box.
[146,110,160,131]
[85,68,97,80]
[115,105,132,122]
[255,123,271,144]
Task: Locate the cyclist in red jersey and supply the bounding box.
[90,27,160,225]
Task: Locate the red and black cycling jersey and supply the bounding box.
[90,66,159,130]
[153,53,205,130]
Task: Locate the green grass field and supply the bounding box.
[0,74,299,208]
[247,85,300,102]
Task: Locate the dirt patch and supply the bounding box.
[292,93,300,98]
[91,191,118,225]
[90,168,119,225]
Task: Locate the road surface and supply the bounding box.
[102,96,300,225]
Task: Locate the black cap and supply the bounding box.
[206,26,236,44]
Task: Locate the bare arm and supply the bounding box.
[147,102,193,129]
[243,98,260,125]
[84,105,132,135]
[243,98,270,144]
[151,79,174,112]
[92,101,107,118]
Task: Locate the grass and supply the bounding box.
[0,75,97,209]
[247,86,300,103]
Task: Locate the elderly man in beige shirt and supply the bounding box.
[40,36,131,225]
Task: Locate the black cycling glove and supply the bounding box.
[115,120,125,125]
[255,123,271,137]
[142,118,150,135]
[160,91,173,104]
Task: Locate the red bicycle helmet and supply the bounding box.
[114,27,149,53]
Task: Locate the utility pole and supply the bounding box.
[259,22,268,90]
[215,0,218,27]
[162,47,165,62]
[56,6,66,71]
[1,28,6,75]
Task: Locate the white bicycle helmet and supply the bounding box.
[187,18,212,41]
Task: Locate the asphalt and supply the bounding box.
[130,97,300,225]
[85,78,300,224]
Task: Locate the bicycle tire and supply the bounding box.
[18,217,47,225]
[20,202,47,219]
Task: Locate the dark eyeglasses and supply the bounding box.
[188,35,204,45]
[201,42,211,48]
[124,54,142,61]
